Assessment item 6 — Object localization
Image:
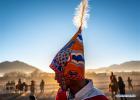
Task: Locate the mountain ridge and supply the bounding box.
[86,60,140,73]
[0,60,40,75]
[0,60,140,75]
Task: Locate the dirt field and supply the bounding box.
[0,72,140,100]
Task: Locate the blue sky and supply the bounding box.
[0,0,140,72]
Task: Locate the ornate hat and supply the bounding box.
[50,28,85,80]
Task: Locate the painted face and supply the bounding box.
[55,73,70,91]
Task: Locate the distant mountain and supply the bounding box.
[0,60,40,75]
[86,61,140,73]
[1,60,139,76]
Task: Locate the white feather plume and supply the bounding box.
[73,0,89,29]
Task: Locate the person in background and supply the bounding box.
[127,77,133,91]
[22,82,28,92]
[110,72,116,83]
[30,80,35,95]
[118,76,127,100]
[109,72,118,100]
[40,79,45,93]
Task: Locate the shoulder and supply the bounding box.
[82,86,107,100]
[84,95,108,100]
[90,87,105,97]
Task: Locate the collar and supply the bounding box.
[74,79,93,100]
[74,79,104,100]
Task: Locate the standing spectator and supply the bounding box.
[23,82,28,92]
[30,80,35,95]
[109,72,118,100]
[127,77,133,91]
[110,72,116,83]
[40,79,45,93]
[6,81,10,93]
[118,76,127,100]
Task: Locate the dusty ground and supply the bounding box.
[0,84,139,100]
[0,73,140,100]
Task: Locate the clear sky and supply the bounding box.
[0,0,140,72]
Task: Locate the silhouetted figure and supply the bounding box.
[40,80,45,93]
[118,76,127,100]
[5,81,15,93]
[16,78,24,93]
[6,81,10,93]
[10,81,15,92]
[110,72,116,83]
[127,77,133,91]
[30,80,35,95]
[23,82,28,92]
[109,72,118,100]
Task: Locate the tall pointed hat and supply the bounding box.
[50,27,84,80]
[50,0,89,80]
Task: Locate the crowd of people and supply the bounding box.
[5,81,16,93]
[5,79,45,95]
[109,72,133,100]
[4,73,134,100]
[5,72,133,100]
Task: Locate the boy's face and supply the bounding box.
[55,73,70,91]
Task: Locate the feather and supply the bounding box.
[73,0,90,29]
